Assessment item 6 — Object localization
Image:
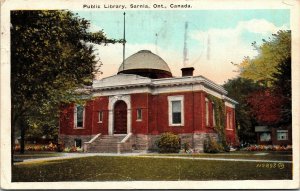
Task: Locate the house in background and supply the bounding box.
[255,125,292,145]
[59,50,238,153]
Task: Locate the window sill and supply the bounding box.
[97,121,103,124]
[169,124,184,127]
[226,128,234,131]
[136,119,142,122]
[74,127,85,129]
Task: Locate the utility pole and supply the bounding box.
[122,12,126,71]
[183,22,189,67]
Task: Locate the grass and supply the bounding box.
[12,155,292,181]
[14,152,63,161]
[143,151,292,161]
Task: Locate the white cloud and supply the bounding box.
[237,19,288,35]
[92,19,288,84]
[188,19,288,84]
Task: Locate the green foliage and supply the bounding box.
[271,57,291,125]
[236,30,291,87]
[11,10,119,152]
[203,136,224,153]
[155,132,181,153]
[206,95,226,146]
[223,77,261,143]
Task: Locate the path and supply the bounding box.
[15,152,292,164]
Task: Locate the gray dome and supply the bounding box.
[118,50,172,78]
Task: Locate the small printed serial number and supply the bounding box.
[256,163,285,169]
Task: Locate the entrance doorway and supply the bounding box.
[113,100,127,134]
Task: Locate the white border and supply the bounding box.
[1,0,299,189]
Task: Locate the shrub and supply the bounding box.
[204,136,224,153]
[155,132,181,153]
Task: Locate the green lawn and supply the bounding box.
[14,152,63,161]
[12,155,292,181]
[144,151,292,161]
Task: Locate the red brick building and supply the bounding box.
[59,50,238,153]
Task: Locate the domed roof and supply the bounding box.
[118,50,172,78]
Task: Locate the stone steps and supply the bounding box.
[86,135,126,153]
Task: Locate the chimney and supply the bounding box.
[181,67,194,77]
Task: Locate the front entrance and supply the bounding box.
[113,100,127,134]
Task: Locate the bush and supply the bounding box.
[156,132,181,153]
[204,136,224,153]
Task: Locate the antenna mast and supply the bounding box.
[183,22,189,67]
[122,12,126,71]
[207,34,210,60]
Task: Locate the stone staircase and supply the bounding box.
[85,135,126,153]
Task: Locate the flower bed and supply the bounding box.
[14,143,83,152]
[14,143,57,152]
[241,144,292,151]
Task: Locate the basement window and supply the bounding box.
[74,139,82,148]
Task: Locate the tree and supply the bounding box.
[271,56,291,125]
[223,77,261,143]
[236,30,291,87]
[233,30,291,127]
[11,10,121,154]
[246,89,284,125]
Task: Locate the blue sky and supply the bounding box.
[75,9,290,84]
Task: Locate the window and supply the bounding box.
[137,108,142,121]
[226,112,233,130]
[260,133,271,142]
[277,130,288,141]
[74,105,84,128]
[98,111,103,123]
[205,98,209,126]
[212,103,216,127]
[172,101,181,124]
[74,139,82,148]
[168,96,184,126]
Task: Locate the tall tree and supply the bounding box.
[223,77,261,143]
[11,10,121,154]
[234,30,291,128]
[236,30,291,87]
[271,56,291,125]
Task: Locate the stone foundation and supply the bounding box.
[58,134,96,148]
[133,133,219,153]
[60,132,219,153]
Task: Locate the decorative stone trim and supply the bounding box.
[108,95,131,135]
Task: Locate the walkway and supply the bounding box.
[16,152,292,164]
